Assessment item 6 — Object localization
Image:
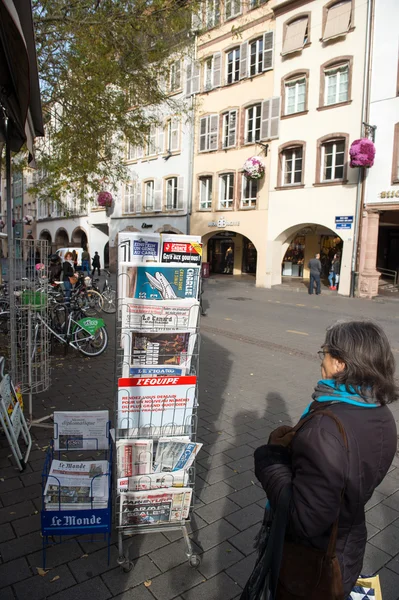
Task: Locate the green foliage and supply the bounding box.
[31,0,195,205]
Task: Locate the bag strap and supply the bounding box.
[291,408,349,559]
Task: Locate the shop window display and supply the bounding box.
[282,237,305,277]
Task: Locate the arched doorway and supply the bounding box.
[155,225,184,234]
[204,231,257,277]
[39,230,53,254]
[55,228,69,248]
[71,227,88,248]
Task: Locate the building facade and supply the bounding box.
[357,0,399,297]
[190,0,275,286]
[265,0,369,296]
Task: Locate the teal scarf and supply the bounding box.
[301,379,379,418]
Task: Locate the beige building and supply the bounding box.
[190,0,276,285]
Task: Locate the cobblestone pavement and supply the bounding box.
[2,277,399,600]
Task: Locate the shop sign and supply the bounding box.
[335,216,353,230]
[208,217,240,228]
[141,223,153,229]
[379,190,399,199]
[42,508,110,535]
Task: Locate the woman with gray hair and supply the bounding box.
[254,321,398,599]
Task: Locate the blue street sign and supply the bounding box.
[335,216,353,223]
[336,223,352,230]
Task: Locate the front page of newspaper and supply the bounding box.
[54,410,109,450]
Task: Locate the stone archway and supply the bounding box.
[39,230,53,254]
[55,228,69,248]
[201,230,258,278]
[71,226,88,249]
[155,224,183,234]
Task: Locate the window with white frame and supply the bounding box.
[245,104,261,144]
[199,114,219,152]
[249,37,263,77]
[199,176,213,210]
[145,125,157,156]
[204,57,213,91]
[145,180,155,211]
[166,117,180,152]
[166,177,178,209]
[218,173,234,209]
[205,0,220,28]
[321,139,345,181]
[225,0,241,20]
[127,141,136,161]
[222,110,237,149]
[123,181,137,214]
[241,176,258,208]
[169,60,181,92]
[226,47,240,84]
[282,147,303,185]
[285,77,306,115]
[325,64,349,105]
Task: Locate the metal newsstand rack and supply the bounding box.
[114,240,202,573]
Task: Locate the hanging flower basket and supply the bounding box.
[97,191,113,208]
[243,157,265,180]
[23,215,33,225]
[349,138,376,168]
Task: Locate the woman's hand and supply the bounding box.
[268,425,296,447]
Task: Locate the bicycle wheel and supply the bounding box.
[86,290,104,314]
[73,325,108,356]
[101,288,116,314]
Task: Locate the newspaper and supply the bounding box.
[160,234,202,266]
[118,263,200,302]
[154,438,202,472]
[44,460,109,509]
[117,469,189,492]
[120,488,192,525]
[54,410,109,451]
[116,439,153,477]
[118,232,160,264]
[121,298,199,331]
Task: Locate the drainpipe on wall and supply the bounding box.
[186,33,197,236]
[350,0,374,297]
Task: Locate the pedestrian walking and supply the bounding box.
[328,253,341,290]
[92,251,101,277]
[308,252,322,295]
[48,254,62,283]
[250,321,397,599]
[62,251,76,305]
[224,246,233,274]
[81,247,91,274]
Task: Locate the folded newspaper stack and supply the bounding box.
[119,488,192,526]
[44,460,109,510]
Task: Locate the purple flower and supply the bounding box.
[349,139,376,168]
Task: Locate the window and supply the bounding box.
[199,114,219,152]
[169,60,181,92]
[166,177,178,209]
[250,38,263,77]
[282,16,309,55]
[282,147,304,185]
[127,141,136,161]
[321,139,346,181]
[245,104,261,144]
[145,181,154,211]
[225,0,241,20]
[166,117,180,152]
[205,0,220,28]
[250,0,267,8]
[199,176,213,210]
[226,47,240,84]
[219,173,234,209]
[204,57,213,91]
[123,181,140,214]
[203,53,221,91]
[145,125,157,156]
[241,176,258,208]
[222,110,237,148]
[324,64,349,105]
[285,77,306,114]
[323,1,352,41]
[186,61,200,96]
[392,123,399,184]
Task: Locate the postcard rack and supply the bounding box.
[40,414,112,568]
[115,233,203,572]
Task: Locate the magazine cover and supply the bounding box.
[126,331,195,366]
[119,488,192,525]
[118,232,160,264]
[44,460,109,508]
[117,375,197,435]
[160,235,202,266]
[54,411,109,451]
[154,438,202,472]
[121,298,199,331]
[116,439,153,477]
[117,469,189,492]
[119,264,200,301]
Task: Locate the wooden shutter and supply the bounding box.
[192,62,201,94]
[171,117,180,151]
[324,1,351,40]
[269,97,281,139]
[177,176,185,210]
[135,180,142,213]
[263,31,274,71]
[212,52,222,88]
[239,41,248,79]
[228,110,237,147]
[260,99,271,140]
[157,125,165,154]
[154,179,163,212]
[209,114,219,150]
[185,62,193,96]
[199,116,208,152]
[282,18,308,55]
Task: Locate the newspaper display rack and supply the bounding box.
[40,411,112,568]
[115,232,203,572]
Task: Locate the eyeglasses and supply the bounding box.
[317,350,328,360]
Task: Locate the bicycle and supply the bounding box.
[101,270,116,314]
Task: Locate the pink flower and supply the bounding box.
[97,191,113,207]
[349,139,376,168]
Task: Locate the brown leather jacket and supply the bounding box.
[254,401,397,596]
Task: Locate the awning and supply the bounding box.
[282,17,308,56]
[0,0,44,157]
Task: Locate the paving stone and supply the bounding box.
[0,465,26,480]
[385,553,399,575]
[112,585,157,600]
[27,539,83,569]
[0,557,32,588]
[226,552,257,587]
[13,564,76,600]
[249,427,275,441]
[203,440,235,456]
[366,504,399,529]
[225,503,264,531]
[197,453,232,470]
[198,464,236,485]
[199,431,233,444]
[21,471,43,488]
[12,512,41,537]
[0,587,15,600]
[197,481,236,504]
[149,537,201,572]
[194,519,239,553]
[128,532,171,559]
[1,484,42,507]
[228,524,259,556]
[369,523,399,556]
[0,500,35,524]
[366,522,380,541]
[197,541,244,579]
[224,445,254,461]
[101,555,160,596]
[161,515,208,542]
[246,418,274,431]
[362,542,391,574]
[182,572,241,600]
[376,566,399,600]
[227,455,255,473]
[224,472,259,492]
[377,475,399,497]
[195,497,241,525]
[227,485,266,509]
[148,562,204,600]
[0,476,24,493]
[366,490,388,511]
[77,530,119,554]
[46,575,111,600]
[0,531,43,562]
[0,522,15,543]
[383,490,399,512]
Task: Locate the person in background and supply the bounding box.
[308,252,322,295]
[62,251,75,305]
[48,254,62,283]
[329,253,341,291]
[224,246,233,274]
[71,249,78,271]
[92,251,101,277]
[81,247,90,274]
